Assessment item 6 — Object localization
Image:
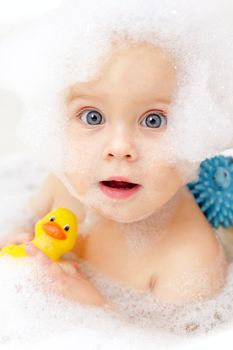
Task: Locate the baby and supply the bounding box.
[0,0,232,309]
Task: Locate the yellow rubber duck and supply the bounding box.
[0,208,78,261]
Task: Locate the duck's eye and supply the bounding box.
[64,224,70,231]
[50,216,55,222]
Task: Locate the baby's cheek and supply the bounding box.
[68,173,90,195]
[148,163,183,191]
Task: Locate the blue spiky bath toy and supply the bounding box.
[187,155,233,229]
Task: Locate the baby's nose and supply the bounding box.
[103,139,138,162]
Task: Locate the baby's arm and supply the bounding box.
[0,173,55,247]
[2,173,114,309]
[25,242,114,309]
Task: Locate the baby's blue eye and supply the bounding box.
[140,113,167,129]
[79,110,104,125]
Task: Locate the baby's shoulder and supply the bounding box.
[172,226,224,266]
[152,230,228,304]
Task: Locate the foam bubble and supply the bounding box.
[0,246,233,348]
[0,0,232,176]
[1,148,233,349]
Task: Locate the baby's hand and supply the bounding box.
[0,232,34,248]
[25,243,114,310]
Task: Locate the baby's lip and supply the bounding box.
[99,176,141,199]
[101,176,140,185]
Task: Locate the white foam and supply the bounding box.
[0,0,232,176]
[0,152,233,349]
[0,241,233,348]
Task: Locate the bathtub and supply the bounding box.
[0,151,232,350]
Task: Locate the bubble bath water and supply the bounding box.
[0,152,233,350]
[0,1,233,348]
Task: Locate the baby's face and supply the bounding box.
[64,42,183,223]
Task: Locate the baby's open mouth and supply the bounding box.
[100,180,138,189]
[99,179,141,200]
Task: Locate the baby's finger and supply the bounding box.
[72,261,82,274]
[25,243,52,266]
[24,243,67,291]
[59,260,82,278]
[25,242,40,256]
[26,243,66,281]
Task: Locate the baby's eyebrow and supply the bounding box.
[67,93,90,104]
[151,97,172,104]
[67,87,99,103]
[67,86,173,106]
[69,93,171,104]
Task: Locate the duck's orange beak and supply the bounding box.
[42,222,67,240]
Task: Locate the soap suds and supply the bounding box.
[0,153,233,349]
[0,0,232,175]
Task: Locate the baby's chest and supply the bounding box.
[51,188,158,291]
[76,232,156,291]
[77,246,156,291]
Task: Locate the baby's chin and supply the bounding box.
[77,186,179,224]
[91,201,158,224]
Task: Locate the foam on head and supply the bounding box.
[0,0,233,183]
